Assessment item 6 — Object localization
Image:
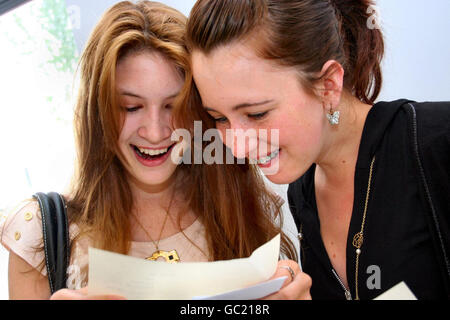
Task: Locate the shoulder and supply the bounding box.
[1,200,42,249]
[0,199,46,274]
[400,101,449,231]
[403,101,450,136]
[375,99,449,152]
[407,100,450,119]
[399,101,449,159]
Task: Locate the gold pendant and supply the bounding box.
[352,232,364,249]
[146,249,180,263]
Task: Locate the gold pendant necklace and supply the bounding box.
[352,156,376,300]
[133,211,180,264]
[146,250,180,263]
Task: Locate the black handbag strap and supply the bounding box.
[33,192,70,294]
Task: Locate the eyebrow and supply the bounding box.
[120,90,179,100]
[204,100,274,112]
[120,91,142,98]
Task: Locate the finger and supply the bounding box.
[50,288,87,300]
[270,260,302,288]
[271,267,292,288]
[84,287,126,300]
[85,294,127,300]
[78,286,89,296]
[263,272,312,300]
[277,259,301,276]
[50,287,126,300]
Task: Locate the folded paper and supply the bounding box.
[193,276,287,300]
[88,234,280,300]
[373,281,417,300]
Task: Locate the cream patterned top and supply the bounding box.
[0,200,209,290]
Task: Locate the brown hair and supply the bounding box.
[68,0,297,262]
[186,0,384,104]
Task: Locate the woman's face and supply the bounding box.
[117,51,183,191]
[192,42,328,184]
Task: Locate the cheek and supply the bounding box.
[118,117,136,146]
[164,109,174,130]
[278,118,324,165]
[217,127,232,149]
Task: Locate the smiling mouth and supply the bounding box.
[253,149,280,165]
[132,144,175,160]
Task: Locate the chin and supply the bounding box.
[142,170,177,185]
[263,173,295,185]
[128,166,178,190]
[262,164,304,185]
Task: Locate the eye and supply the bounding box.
[123,106,141,113]
[165,104,173,110]
[213,117,228,124]
[206,112,228,124]
[247,111,268,120]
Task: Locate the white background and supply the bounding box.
[1,0,449,299]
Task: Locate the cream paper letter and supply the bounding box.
[88,234,280,300]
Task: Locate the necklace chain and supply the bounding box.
[297,156,376,300]
[133,211,181,263]
[353,155,376,300]
[132,210,170,251]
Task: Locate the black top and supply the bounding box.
[288,99,450,300]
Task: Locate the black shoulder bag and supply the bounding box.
[32,192,70,294]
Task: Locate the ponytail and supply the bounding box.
[331,0,384,104]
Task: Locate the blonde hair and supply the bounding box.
[68,1,188,253]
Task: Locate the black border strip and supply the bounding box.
[0,0,32,16]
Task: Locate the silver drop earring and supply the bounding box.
[326,106,340,125]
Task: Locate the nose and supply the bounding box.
[137,107,171,144]
[221,121,259,160]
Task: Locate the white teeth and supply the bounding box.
[256,149,279,165]
[138,147,169,156]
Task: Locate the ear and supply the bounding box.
[318,60,344,108]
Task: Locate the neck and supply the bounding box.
[128,172,194,243]
[315,93,372,188]
[128,172,180,216]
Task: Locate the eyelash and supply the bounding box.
[213,112,269,124]
[248,111,268,120]
[214,117,228,124]
[124,104,172,113]
[124,106,141,113]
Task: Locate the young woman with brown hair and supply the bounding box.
[1,1,310,299]
[185,0,449,299]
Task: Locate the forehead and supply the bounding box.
[116,51,183,97]
[192,42,278,83]
[191,42,296,108]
